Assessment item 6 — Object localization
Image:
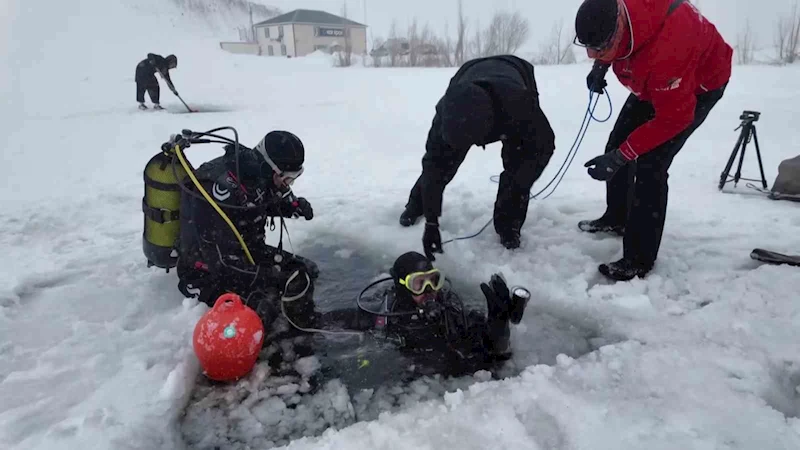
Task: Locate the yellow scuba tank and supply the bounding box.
[142,151,187,271]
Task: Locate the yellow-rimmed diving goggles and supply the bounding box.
[398,268,445,295]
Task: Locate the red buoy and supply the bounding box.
[192,293,265,381]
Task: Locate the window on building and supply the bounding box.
[264,27,270,38]
[278,25,284,38]
[280,44,287,56]
[267,45,274,56]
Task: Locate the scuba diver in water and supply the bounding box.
[281,251,531,372]
[175,130,319,326]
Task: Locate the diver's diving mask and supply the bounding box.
[399,268,445,295]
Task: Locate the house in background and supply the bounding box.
[220,9,367,57]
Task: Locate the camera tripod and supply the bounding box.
[718,110,767,191]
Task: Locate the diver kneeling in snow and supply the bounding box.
[289,251,531,369]
[176,130,319,327]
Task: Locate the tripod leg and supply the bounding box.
[751,126,768,189]
[719,130,746,190]
[734,125,750,186]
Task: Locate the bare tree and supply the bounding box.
[438,22,454,67]
[417,21,441,67]
[468,19,485,58]
[483,11,530,55]
[533,20,576,65]
[775,1,800,63]
[735,20,756,65]
[336,1,353,67]
[388,19,402,67]
[466,11,529,59]
[407,18,421,67]
[454,0,467,66]
[371,36,385,67]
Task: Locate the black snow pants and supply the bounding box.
[136,78,160,104]
[599,84,727,268]
[406,141,540,236]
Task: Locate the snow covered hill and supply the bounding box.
[2,0,800,449]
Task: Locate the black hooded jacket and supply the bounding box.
[421,55,556,222]
[135,53,173,86]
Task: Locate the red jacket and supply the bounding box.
[611,0,733,160]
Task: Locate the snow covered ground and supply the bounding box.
[3,0,800,449]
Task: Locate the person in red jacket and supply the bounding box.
[574,0,732,281]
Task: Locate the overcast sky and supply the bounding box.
[264,0,793,54]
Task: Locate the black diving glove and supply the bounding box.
[422,222,443,261]
[281,197,314,220]
[295,198,314,220]
[480,273,511,321]
[584,148,628,181]
[587,61,610,93]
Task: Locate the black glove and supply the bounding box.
[282,197,314,220]
[587,61,610,94]
[584,148,628,181]
[295,198,313,220]
[480,273,511,321]
[422,222,443,261]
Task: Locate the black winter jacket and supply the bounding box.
[135,53,173,86]
[421,55,556,222]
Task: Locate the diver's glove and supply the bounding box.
[294,198,314,220]
[422,222,443,261]
[281,197,313,220]
[480,273,511,321]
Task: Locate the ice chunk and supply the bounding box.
[294,356,321,378]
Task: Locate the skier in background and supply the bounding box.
[574,0,732,281]
[135,53,178,110]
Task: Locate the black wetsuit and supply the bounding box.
[293,284,513,373]
[175,143,317,316]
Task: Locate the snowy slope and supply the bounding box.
[3,0,800,449]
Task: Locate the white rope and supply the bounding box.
[280,269,364,339]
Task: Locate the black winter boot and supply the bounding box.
[598,258,652,281]
[399,207,422,227]
[578,218,625,236]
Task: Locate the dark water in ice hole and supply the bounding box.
[179,239,619,449]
